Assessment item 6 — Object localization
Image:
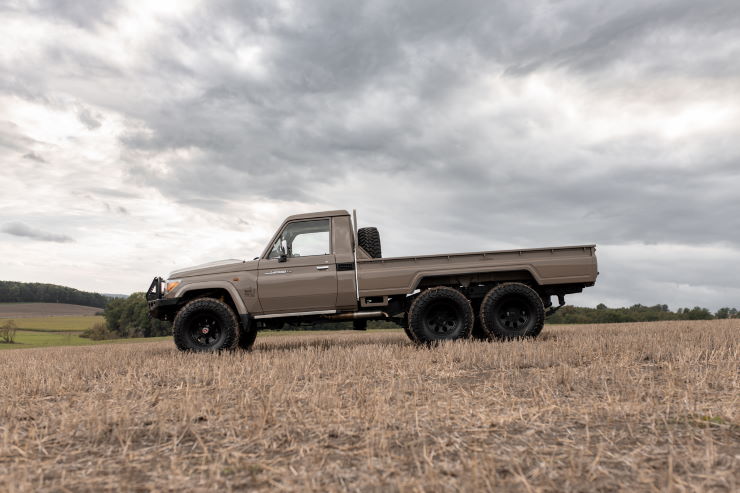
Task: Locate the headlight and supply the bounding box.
[165,280,181,293]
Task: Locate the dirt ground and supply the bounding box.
[0,320,738,492]
[0,303,100,318]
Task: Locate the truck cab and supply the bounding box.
[256,211,357,314]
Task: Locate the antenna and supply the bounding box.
[352,209,360,301]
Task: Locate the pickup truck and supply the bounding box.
[147,210,598,351]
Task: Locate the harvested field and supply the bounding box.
[3,316,105,333]
[0,320,738,492]
[0,303,100,318]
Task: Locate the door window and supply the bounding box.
[268,219,331,259]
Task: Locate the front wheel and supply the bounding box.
[479,283,545,340]
[173,298,239,352]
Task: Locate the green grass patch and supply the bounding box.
[689,414,734,428]
[0,330,169,350]
[0,315,104,332]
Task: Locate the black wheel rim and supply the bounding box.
[495,300,531,332]
[424,301,462,336]
[189,314,223,347]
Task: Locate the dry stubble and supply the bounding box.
[0,320,738,492]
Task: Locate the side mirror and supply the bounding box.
[278,239,288,263]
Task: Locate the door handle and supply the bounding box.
[316,265,330,270]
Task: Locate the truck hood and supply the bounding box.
[168,259,253,278]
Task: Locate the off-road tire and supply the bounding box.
[401,316,417,342]
[353,319,368,331]
[479,283,545,340]
[173,298,239,352]
[237,317,258,351]
[358,227,382,258]
[407,287,474,344]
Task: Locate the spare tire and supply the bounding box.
[358,227,382,258]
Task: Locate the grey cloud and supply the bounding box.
[20,0,734,248]
[111,1,739,202]
[77,106,101,130]
[5,0,123,29]
[102,202,130,215]
[2,222,75,243]
[0,122,38,152]
[503,1,740,77]
[86,187,140,199]
[23,151,46,163]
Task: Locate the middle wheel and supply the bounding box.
[407,287,474,344]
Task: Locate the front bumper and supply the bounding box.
[146,277,180,320]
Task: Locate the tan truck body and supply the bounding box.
[151,210,596,317]
[147,209,597,348]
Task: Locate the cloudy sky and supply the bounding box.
[1,0,739,309]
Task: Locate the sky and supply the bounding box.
[1,0,739,310]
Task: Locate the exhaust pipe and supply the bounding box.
[326,311,389,320]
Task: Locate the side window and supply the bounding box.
[268,219,331,259]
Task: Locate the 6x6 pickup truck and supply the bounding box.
[147,210,598,351]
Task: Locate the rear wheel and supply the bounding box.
[408,287,474,344]
[479,283,545,340]
[173,298,239,352]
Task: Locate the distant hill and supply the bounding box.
[102,293,129,299]
[0,281,111,308]
[0,303,101,318]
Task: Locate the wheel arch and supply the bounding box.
[411,268,541,293]
[174,281,248,315]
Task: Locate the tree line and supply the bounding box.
[82,293,171,340]
[548,303,738,324]
[0,281,111,308]
[0,281,168,340]
[4,279,734,338]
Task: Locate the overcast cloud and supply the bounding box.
[1,0,739,309]
[2,222,74,243]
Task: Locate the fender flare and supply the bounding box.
[408,265,543,293]
[173,281,248,315]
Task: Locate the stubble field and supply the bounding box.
[0,303,101,318]
[1,320,738,492]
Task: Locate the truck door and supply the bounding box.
[257,218,338,313]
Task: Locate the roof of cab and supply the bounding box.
[284,210,350,221]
